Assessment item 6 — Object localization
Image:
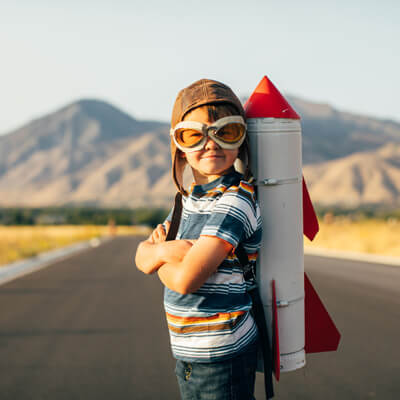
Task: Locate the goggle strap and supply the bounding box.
[171,116,246,135]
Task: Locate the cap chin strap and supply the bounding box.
[172,151,188,196]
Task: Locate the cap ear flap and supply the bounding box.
[173,150,188,196]
[235,137,253,182]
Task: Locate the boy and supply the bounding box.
[135,79,262,400]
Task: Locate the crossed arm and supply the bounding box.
[135,222,233,294]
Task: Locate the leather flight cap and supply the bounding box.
[171,79,245,128]
[170,79,246,195]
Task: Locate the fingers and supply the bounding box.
[151,224,166,243]
[165,221,171,234]
[157,224,166,241]
[147,233,155,244]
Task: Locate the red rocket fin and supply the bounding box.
[244,76,300,119]
[304,273,341,353]
[271,280,280,381]
[303,176,319,241]
[303,181,340,352]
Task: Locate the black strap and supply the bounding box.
[166,192,183,242]
[236,244,274,399]
[249,287,275,399]
[235,244,257,281]
[166,192,274,399]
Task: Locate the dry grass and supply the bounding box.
[3,219,399,268]
[0,225,151,267]
[305,218,400,257]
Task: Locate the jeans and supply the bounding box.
[175,341,258,400]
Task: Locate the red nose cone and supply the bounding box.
[244,76,301,119]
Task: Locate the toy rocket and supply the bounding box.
[244,76,340,378]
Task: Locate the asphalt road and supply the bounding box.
[0,236,399,399]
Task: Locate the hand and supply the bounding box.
[149,221,170,244]
[162,239,193,264]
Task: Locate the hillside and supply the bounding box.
[0,96,399,208]
[0,99,172,207]
[303,143,400,207]
[288,96,400,164]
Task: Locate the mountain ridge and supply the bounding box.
[303,142,400,207]
[0,97,399,208]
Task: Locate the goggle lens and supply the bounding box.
[174,123,245,149]
[214,123,245,144]
[175,128,204,148]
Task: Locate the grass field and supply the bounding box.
[0,225,151,267]
[1,219,399,268]
[305,218,400,257]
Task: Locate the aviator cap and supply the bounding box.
[170,79,246,194]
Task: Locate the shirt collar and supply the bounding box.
[189,170,242,197]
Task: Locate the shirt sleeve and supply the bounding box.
[162,207,174,230]
[200,188,259,248]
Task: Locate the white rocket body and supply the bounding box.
[247,117,305,372]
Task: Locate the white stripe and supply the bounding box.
[218,193,258,230]
[164,302,252,316]
[204,271,243,285]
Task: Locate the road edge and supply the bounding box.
[304,246,400,266]
[0,237,113,286]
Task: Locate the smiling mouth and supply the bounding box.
[202,154,223,159]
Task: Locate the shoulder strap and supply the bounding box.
[235,243,249,269]
[236,246,275,398]
[236,243,258,282]
[166,192,183,241]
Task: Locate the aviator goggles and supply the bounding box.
[170,116,247,152]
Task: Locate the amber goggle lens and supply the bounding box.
[175,129,204,148]
[214,123,245,143]
[175,123,245,148]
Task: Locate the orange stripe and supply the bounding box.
[166,311,245,326]
[204,187,227,197]
[167,313,246,334]
[226,251,257,260]
[227,185,239,192]
[248,253,258,261]
[239,181,254,193]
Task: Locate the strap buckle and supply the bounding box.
[243,263,256,282]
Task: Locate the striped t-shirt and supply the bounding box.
[163,171,262,363]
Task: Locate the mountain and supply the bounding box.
[303,142,400,208]
[0,96,399,208]
[287,96,400,164]
[0,99,173,207]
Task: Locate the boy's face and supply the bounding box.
[181,107,239,185]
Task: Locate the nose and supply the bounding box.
[204,136,220,150]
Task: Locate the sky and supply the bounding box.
[1,0,399,135]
